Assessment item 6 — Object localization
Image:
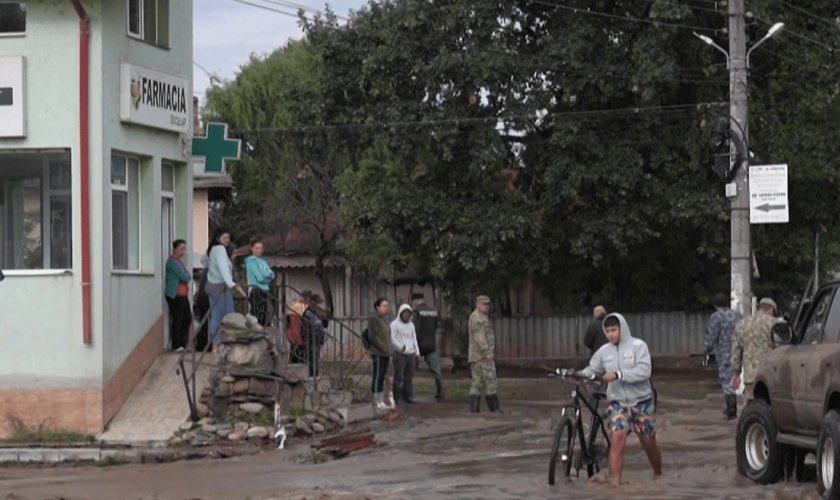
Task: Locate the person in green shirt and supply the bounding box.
[245,238,275,326]
[164,239,192,351]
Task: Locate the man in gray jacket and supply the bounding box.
[578,313,662,484]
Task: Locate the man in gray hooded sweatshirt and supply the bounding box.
[578,313,662,484]
[391,304,420,404]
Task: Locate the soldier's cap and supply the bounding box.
[759,297,777,310]
[476,295,491,304]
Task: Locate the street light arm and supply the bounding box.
[747,22,785,64]
[693,31,731,62]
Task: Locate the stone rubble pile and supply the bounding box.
[170,313,353,447]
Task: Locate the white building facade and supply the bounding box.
[0,0,193,436]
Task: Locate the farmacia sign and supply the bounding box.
[120,63,189,133]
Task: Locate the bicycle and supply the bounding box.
[547,368,611,485]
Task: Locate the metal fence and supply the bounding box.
[450,312,709,359]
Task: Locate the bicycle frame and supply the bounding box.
[562,381,610,473]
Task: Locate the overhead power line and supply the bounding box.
[772,0,840,30]
[526,0,719,32]
[229,102,725,134]
[229,0,300,18]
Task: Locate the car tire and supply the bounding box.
[736,399,785,484]
[817,410,840,499]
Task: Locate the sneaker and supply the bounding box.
[175,347,185,353]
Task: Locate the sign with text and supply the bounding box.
[749,164,789,224]
[0,56,25,137]
[120,63,189,133]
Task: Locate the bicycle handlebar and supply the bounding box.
[549,368,602,382]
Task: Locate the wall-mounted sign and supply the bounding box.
[119,63,189,133]
[0,56,26,137]
[749,164,789,224]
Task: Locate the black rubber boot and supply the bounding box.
[486,394,503,413]
[435,380,444,402]
[469,394,481,413]
[724,394,737,419]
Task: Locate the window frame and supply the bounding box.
[111,155,141,272]
[0,149,72,272]
[800,288,837,346]
[126,0,169,48]
[0,2,26,37]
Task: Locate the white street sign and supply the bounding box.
[749,164,789,224]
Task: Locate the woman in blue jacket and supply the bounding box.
[245,238,275,326]
[205,228,245,347]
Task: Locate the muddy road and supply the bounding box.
[0,370,823,500]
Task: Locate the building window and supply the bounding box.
[112,155,141,270]
[127,0,169,47]
[0,150,72,270]
[0,3,25,35]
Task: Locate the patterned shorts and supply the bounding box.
[606,398,656,438]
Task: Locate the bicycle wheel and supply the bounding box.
[548,416,576,485]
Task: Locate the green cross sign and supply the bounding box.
[191,122,241,173]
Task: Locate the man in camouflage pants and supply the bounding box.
[731,297,784,402]
[704,293,743,419]
[469,295,502,413]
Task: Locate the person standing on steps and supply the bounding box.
[469,295,502,413]
[245,238,275,327]
[391,304,420,404]
[584,305,608,357]
[367,297,393,416]
[412,293,444,402]
[704,293,742,419]
[164,239,192,352]
[205,228,245,348]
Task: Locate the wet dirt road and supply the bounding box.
[0,371,824,500]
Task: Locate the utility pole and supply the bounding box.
[729,0,752,317]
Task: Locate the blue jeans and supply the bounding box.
[206,285,234,344]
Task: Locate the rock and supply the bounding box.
[296,417,313,435]
[182,431,194,440]
[246,426,269,439]
[217,428,233,439]
[179,421,194,431]
[201,424,218,433]
[196,403,211,418]
[279,415,295,425]
[304,414,317,425]
[216,423,233,431]
[233,379,250,393]
[312,422,325,433]
[234,421,250,432]
[226,343,265,366]
[245,314,264,331]
[198,417,215,426]
[328,410,345,424]
[227,431,245,442]
[216,383,233,397]
[201,387,213,397]
[249,378,274,396]
[191,433,215,446]
[240,402,265,414]
[221,375,236,383]
[221,313,248,330]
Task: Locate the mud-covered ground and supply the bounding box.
[0,369,824,500]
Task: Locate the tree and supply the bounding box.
[204,39,346,314]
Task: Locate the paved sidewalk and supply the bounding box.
[98,352,214,443]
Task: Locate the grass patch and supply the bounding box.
[413,380,520,399]
[227,409,274,427]
[284,407,310,418]
[94,455,127,467]
[2,415,95,443]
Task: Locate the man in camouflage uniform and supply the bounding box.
[469,295,502,413]
[704,293,743,419]
[731,297,784,402]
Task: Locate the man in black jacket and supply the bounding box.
[412,293,444,401]
[584,305,608,357]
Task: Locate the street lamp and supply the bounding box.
[694,15,784,317]
[747,22,785,64]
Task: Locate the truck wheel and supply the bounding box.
[736,400,784,484]
[817,410,840,499]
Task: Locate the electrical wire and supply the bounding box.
[229,0,300,18]
[771,0,840,30]
[261,0,350,21]
[228,102,725,134]
[523,0,719,32]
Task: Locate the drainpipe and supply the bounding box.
[69,0,92,345]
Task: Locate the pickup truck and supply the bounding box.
[737,280,840,499]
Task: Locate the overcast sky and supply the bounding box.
[193,0,364,97]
